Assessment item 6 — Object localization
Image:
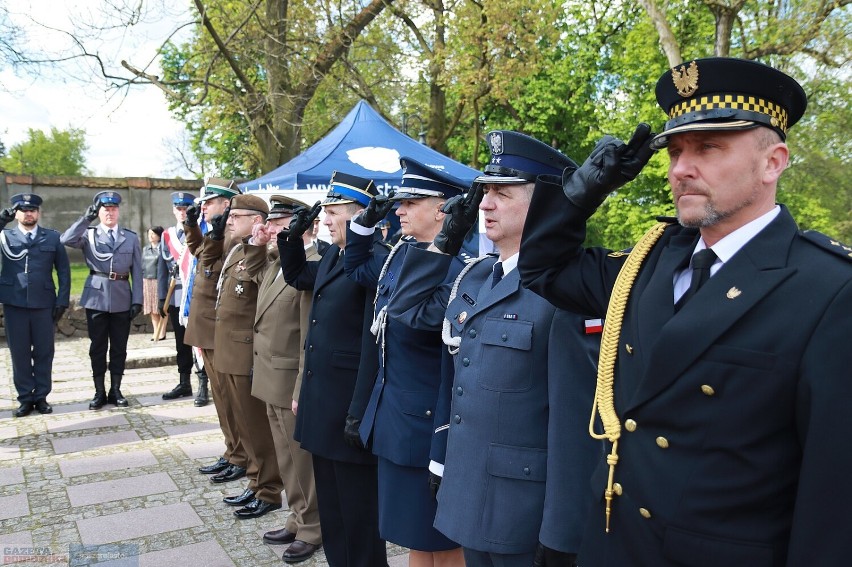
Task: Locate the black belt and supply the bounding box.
[90,270,130,281]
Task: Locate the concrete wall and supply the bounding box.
[0,173,204,262]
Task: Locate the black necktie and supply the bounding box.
[676,248,717,311]
[26,232,33,244]
[177,228,184,240]
[108,229,116,248]
[491,262,504,288]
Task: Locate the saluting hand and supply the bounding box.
[562,122,655,211]
[288,201,322,242]
[85,201,102,222]
[352,191,395,228]
[252,222,272,246]
[0,206,16,228]
[184,205,200,228]
[209,208,230,240]
[433,183,483,256]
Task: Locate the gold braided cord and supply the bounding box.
[589,221,670,533]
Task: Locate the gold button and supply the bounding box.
[639,507,652,519]
[613,483,623,496]
[701,385,715,396]
[656,436,669,449]
[624,419,637,432]
[625,344,633,354]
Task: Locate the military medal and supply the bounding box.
[235,283,244,295]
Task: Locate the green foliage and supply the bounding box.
[0,127,88,176]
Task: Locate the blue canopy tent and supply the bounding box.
[242,100,480,193]
[241,100,484,252]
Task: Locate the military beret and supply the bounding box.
[230,194,269,215]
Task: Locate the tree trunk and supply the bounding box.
[638,0,682,67]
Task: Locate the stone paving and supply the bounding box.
[0,333,409,566]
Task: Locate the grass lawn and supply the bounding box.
[53,263,91,296]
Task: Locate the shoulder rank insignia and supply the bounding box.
[607,249,631,258]
[800,230,852,262]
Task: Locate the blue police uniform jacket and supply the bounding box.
[0,226,70,309]
[61,217,143,312]
[281,233,388,464]
[344,230,466,466]
[391,247,602,555]
[519,175,852,567]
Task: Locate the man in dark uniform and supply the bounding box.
[519,57,852,567]
[1,193,71,417]
[61,191,142,410]
[280,172,389,567]
[388,134,602,567]
[159,191,196,401]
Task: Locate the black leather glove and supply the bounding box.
[129,304,142,319]
[0,205,16,227]
[288,201,322,243]
[428,471,442,501]
[562,123,655,211]
[209,207,230,240]
[184,205,200,227]
[532,542,577,567]
[85,201,101,222]
[158,298,167,318]
[433,184,483,256]
[52,305,67,323]
[344,414,366,450]
[352,191,395,228]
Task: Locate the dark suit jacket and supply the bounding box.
[0,226,70,308]
[519,175,852,567]
[345,232,466,468]
[281,235,387,464]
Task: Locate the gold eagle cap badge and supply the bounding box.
[672,61,699,98]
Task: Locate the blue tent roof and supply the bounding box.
[242,100,480,193]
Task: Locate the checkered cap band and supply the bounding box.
[668,94,788,133]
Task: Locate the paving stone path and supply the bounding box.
[0,333,408,566]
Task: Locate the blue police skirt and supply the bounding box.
[377,456,460,551]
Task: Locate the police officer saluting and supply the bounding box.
[61,191,143,410]
[1,194,71,417]
[520,58,852,566]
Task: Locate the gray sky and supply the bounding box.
[0,0,193,178]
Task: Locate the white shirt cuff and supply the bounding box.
[428,460,444,477]
[349,221,375,236]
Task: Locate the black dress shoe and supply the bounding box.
[263,527,296,545]
[283,540,321,563]
[198,457,230,475]
[210,464,247,484]
[223,488,256,506]
[234,498,281,519]
[13,403,34,418]
[35,400,53,414]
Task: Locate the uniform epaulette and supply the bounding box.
[655,215,678,223]
[607,248,632,258]
[122,228,137,235]
[377,240,393,251]
[800,230,852,262]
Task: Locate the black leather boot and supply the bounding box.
[194,369,209,407]
[89,375,107,410]
[108,374,129,407]
[162,372,193,400]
